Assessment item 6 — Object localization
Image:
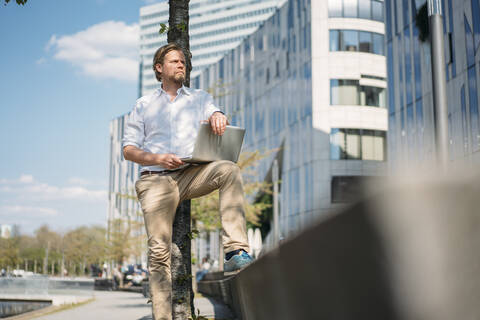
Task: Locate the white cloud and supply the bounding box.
[19,174,34,184]
[0,175,106,202]
[68,177,91,186]
[0,205,58,217]
[46,21,139,82]
[0,174,35,185]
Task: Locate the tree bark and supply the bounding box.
[168,0,192,87]
[168,1,194,319]
[171,201,194,319]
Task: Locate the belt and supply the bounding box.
[140,169,181,177]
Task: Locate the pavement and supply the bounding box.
[31,290,234,320]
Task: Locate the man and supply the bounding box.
[122,43,252,320]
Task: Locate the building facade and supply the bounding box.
[386,0,480,168]
[139,0,284,96]
[108,115,146,266]
[193,0,388,245]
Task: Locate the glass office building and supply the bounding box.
[139,0,284,96]
[192,0,388,244]
[386,0,480,168]
[108,115,146,266]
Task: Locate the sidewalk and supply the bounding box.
[30,291,234,320]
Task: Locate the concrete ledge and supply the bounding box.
[200,173,480,320]
[197,272,234,309]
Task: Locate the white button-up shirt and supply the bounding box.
[122,85,221,172]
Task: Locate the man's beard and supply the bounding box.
[172,72,185,84]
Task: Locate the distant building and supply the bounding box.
[0,224,12,239]
[386,0,480,168]
[193,0,388,246]
[107,115,146,266]
[139,0,284,96]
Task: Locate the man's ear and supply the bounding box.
[155,63,162,74]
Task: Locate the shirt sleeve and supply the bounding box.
[203,92,222,120]
[122,100,145,149]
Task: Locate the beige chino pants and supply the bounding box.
[135,160,250,320]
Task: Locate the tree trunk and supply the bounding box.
[171,201,194,319]
[168,0,192,87]
[168,1,194,319]
[61,254,65,277]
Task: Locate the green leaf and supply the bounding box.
[159,23,168,35]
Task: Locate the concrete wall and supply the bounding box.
[200,171,480,320]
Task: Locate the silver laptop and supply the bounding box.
[181,123,245,163]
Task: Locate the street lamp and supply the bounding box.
[428,0,449,171]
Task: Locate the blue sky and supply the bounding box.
[0,0,161,234]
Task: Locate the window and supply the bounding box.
[331,176,376,203]
[331,80,358,105]
[385,0,393,39]
[416,99,424,159]
[363,85,386,107]
[387,41,395,114]
[359,0,371,19]
[331,79,386,107]
[461,86,469,154]
[404,27,413,105]
[465,16,480,151]
[330,30,385,55]
[343,30,359,51]
[471,0,480,50]
[413,25,423,100]
[344,0,358,17]
[359,31,372,52]
[373,33,385,55]
[330,128,387,160]
[330,30,340,51]
[329,0,384,22]
[402,0,409,27]
[372,0,384,22]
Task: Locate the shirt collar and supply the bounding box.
[157,84,191,96]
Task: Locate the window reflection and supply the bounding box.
[359,0,371,19]
[330,129,387,160]
[359,31,372,52]
[330,30,385,55]
[328,0,343,17]
[344,30,359,51]
[331,79,386,108]
[329,0,384,22]
[373,33,384,55]
[344,0,358,18]
[330,30,340,51]
[372,0,384,21]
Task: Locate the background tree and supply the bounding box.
[108,216,145,266]
[0,237,20,270]
[191,150,273,231]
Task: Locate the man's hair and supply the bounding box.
[152,43,184,82]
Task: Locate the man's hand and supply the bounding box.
[157,153,184,169]
[124,146,184,169]
[209,112,229,136]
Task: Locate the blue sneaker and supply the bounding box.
[224,250,253,273]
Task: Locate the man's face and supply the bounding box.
[156,50,186,84]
